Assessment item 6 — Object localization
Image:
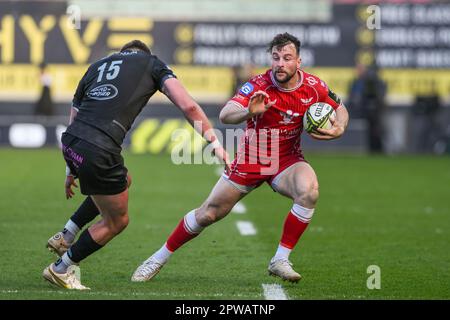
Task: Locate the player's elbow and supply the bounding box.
[219,107,235,124]
[219,108,229,124]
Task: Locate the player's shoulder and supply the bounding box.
[149,54,171,69]
[252,69,273,89]
[244,69,272,91]
[234,70,268,97]
[88,53,116,72]
[301,70,329,91]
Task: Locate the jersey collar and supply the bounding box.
[269,69,303,92]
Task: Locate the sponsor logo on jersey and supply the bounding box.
[300,97,313,104]
[87,84,118,100]
[254,76,268,87]
[306,76,318,86]
[239,82,254,96]
[279,109,300,124]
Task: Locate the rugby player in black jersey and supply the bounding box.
[43,40,229,290]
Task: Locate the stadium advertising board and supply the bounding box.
[0,1,449,105]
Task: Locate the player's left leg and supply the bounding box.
[268,161,319,282]
[47,173,132,256]
[131,176,247,282]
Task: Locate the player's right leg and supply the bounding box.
[131,176,246,282]
[43,190,129,290]
[47,174,132,257]
[267,161,319,282]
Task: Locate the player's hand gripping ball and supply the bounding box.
[303,102,336,135]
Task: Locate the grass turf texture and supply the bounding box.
[0,149,449,299]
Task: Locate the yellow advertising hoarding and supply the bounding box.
[1,64,448,104]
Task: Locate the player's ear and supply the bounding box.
[297,56,301,69]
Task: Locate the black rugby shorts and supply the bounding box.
[61,132,128,195]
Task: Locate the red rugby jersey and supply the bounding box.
[229,69,341,169]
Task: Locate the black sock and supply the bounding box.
[70,197,100,230]
[67,229,103,263]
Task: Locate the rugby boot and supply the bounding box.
[268,258,302,283]
[46,232,70,257]
[131,256,165,282]
[43,263,90,290]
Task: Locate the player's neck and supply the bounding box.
[276,70,301,90]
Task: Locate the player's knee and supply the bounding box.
[107,213,129,235]
[197,202,226,226]
[295,182,319,207]
[308,186,320,205]
[107,202,128,217]
[202,206,220,225]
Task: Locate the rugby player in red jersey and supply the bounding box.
[132,33,349,283]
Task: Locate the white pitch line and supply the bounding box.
[0,289,261,299]
[236,221,257,236]
[262,284,289,300]
[231,201,247,214]
[309,226,324,232]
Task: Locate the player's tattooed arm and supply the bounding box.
[162,77,215,140]
[162,77,231,168]
[311,104,349,140]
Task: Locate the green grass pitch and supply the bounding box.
[0,149,449,299]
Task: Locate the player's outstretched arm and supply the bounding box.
[219,91,276,124]
[311,104,349,140]
[162,78,230,167]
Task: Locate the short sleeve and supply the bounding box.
[318,80,342,110]
[229,80,259,109]
[72,68,89,110]
[151,57,177,91]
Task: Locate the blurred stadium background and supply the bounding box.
[0,0,449,300]
[1,0,449,153]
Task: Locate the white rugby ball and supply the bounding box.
[303,102,336,134]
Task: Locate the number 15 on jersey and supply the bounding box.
[97,60,123,82]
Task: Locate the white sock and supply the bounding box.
[184,209,204,234]
[53,252,76,274]
[151,243,173,264]
[62,219,80,243]
[151,210,203,264]
[273,244,292,261]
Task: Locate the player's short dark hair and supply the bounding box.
[120,40,151,54]
[268,33,301,55]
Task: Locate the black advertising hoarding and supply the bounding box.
[0,1,359,66]
[152,3,360,68]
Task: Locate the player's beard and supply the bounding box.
[274,69,296,84]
